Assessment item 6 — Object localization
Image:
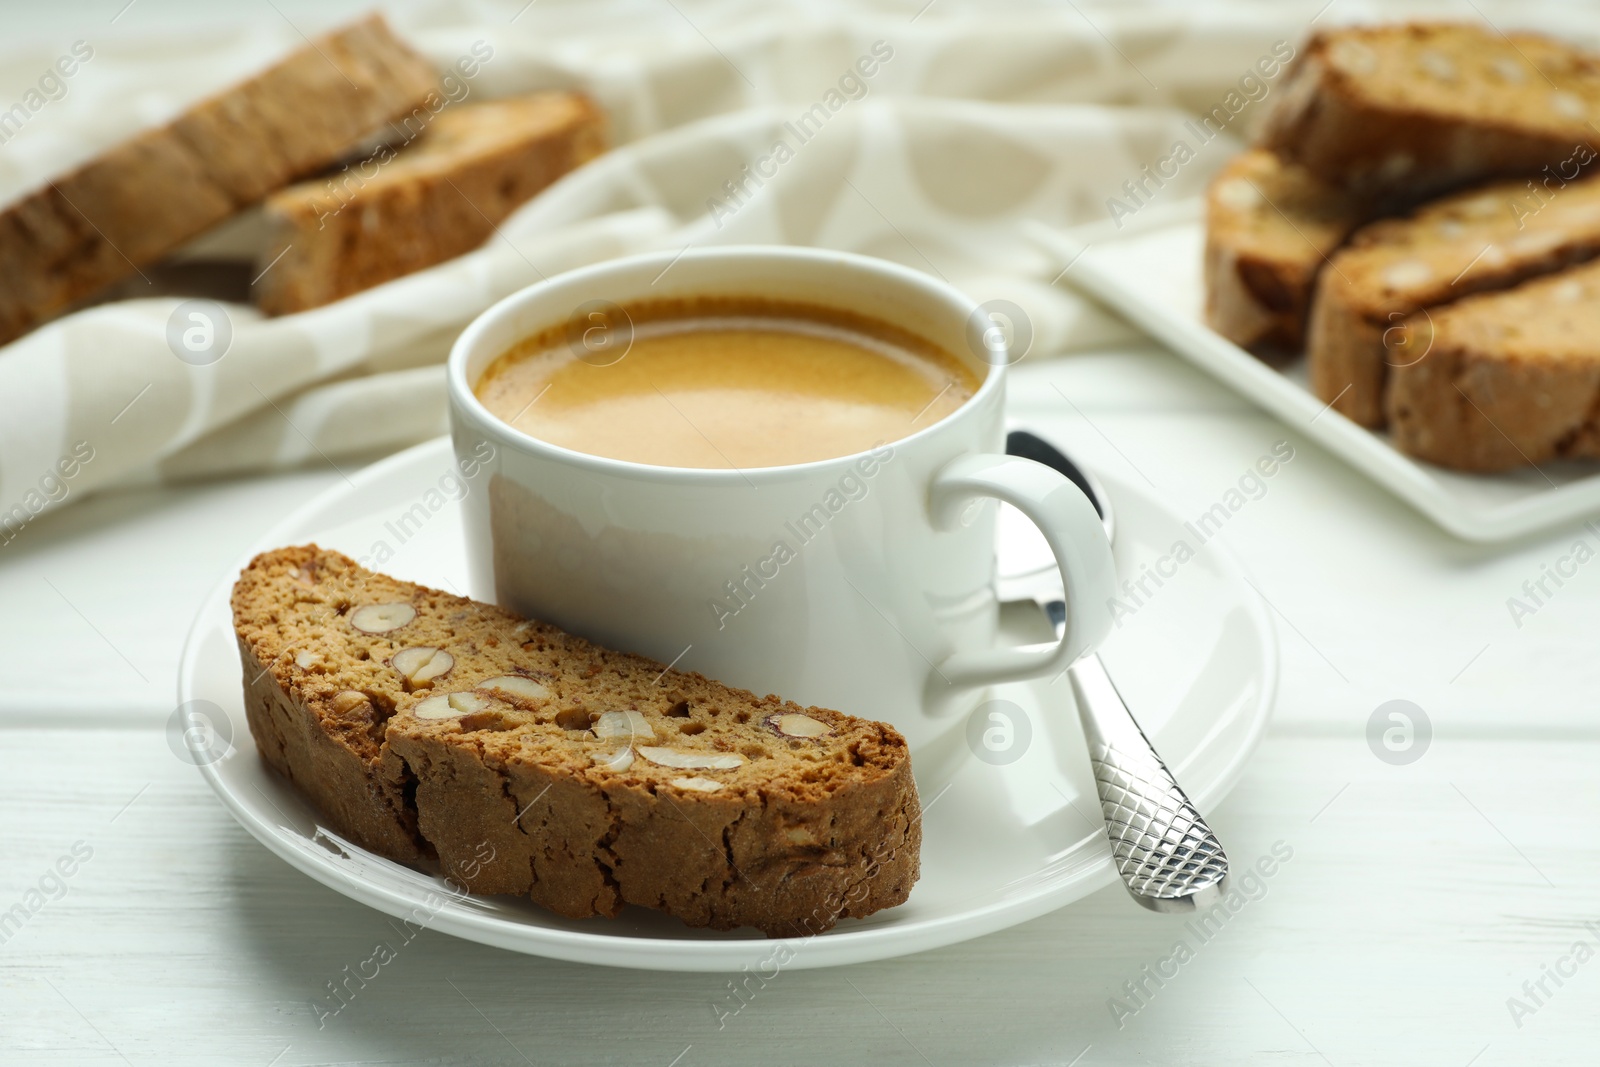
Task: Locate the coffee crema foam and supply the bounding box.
[474,297,980,469]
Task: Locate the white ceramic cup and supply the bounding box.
[447,246,1115,781]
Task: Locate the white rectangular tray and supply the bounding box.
[1036,202,1600,543]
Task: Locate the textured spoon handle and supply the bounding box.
[1067,654,1229,912]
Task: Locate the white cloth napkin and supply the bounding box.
[0,0,1586,524]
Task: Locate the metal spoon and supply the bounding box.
[1001,429,1230,913]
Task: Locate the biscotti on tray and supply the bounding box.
[0,14,437,346]
[231,545,921,936]
[255,93,606,315]
[1309,173,1600,427]
[1387,260,1600,471]
[1262,22,1600,196]
[1193,19,1600,474]
[1203,148,1372,354]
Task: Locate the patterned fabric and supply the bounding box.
[0,0,1566,520]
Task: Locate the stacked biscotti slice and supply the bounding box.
[232,545,921,936]
[1387,262,1600,471]
[0,16,608,344]
[1309,175,1600,427]
[1205,21,1600,471]
[1203,149,1374,355]
[1261,22,1600,195]
[256,94,606,314]
[0,15,438,346]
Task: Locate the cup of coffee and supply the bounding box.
[447,246,1115,780]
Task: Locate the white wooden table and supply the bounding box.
[5,338,1598,1066]
[7,0,1600,1059]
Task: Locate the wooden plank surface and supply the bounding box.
[2,727,1595,1065]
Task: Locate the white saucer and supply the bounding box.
[178,437,1275,972]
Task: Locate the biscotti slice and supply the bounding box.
[255,93,606,315]
[1262,22,1600,195]
[1204,149,1372,354]
[0,14,437,346]
[1308,173,1600,427]
[231,545,920,936]
[1387,261,1600,471]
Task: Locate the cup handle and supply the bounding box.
[928,453,1116,690]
